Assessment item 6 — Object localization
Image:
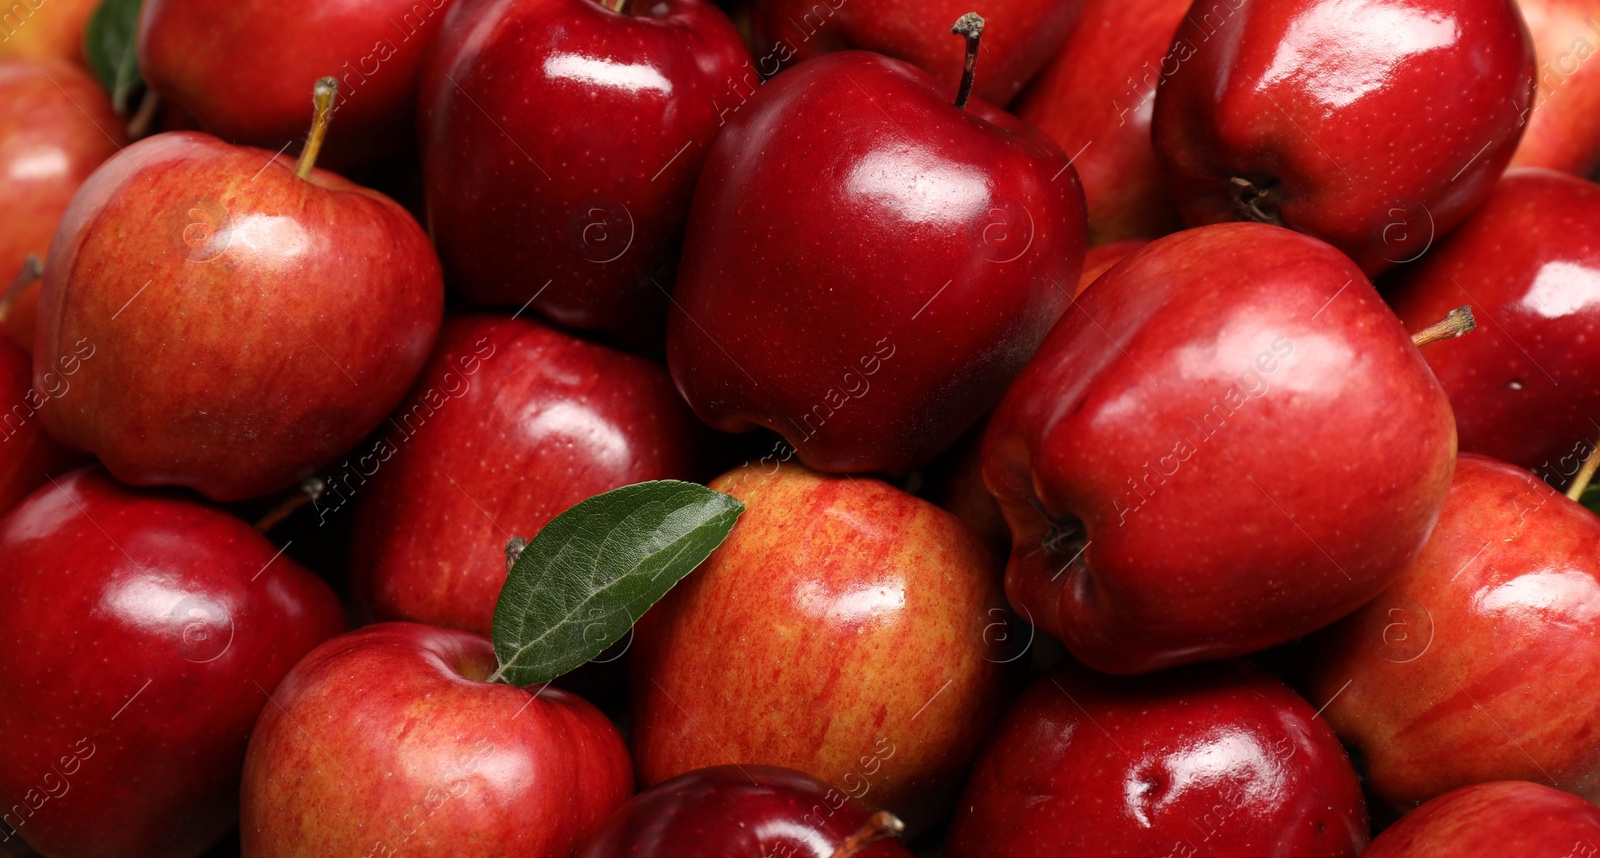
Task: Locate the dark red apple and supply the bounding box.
[0,0,95,66]
[1073,238,1146,296]
[139,0,459,166]
[35,121,443,502]
[0,59,126,352]
[668,46,1087,475]
[1297,455,1600,813]
[418,0,751,341]
[984,222,1456,674]
[1510,0,1600,175]
[1152,0,1537,274]
[0,467,345,858]
[1363,781,1600,856]
[0,337,80,513]
[351,313,709,636]
[948,658,1368,856]
[577,765,913,858]
[1014,0,1189,244]
[240,622,633,856]
[631,461,1016,833]
[1385,168,1600,486]
[745,0,1081,105]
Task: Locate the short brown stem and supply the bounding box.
[1567,432,1600,501]
[0,254,43,324]
[611,0,632,13]
[295,77,340,180]
[827,811,906,858]
[126,89,160,140]
[253,477,327,533]
[951,12,985,110]
[1409,306,1476,348]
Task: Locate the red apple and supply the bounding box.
[668,46,1087,475]
[418,0,751,341]
[948,658,1368,856]
[1510,0,1600,175]
[0,338,79,513]
[1074,238,1146,297]
[1297,455,1600,813]
[240,621,633,857]
[1363,781,1600,856]
[1151,0,1536,275]
[0,59,126,352]
[984,222,1456,674]
[928,418,1011,564]
[630,461,1017,833]
[35,122,443,502]
[0,467,345,857]
[1014,0,1189,244]
[138,0,459,167]
[1385,168,1600,486]
[578,765,913,858]
[351,313,709,637]
[0,0,96,66]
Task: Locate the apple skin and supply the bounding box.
[0,60,126,352]
[0,0,96,65]
[1296,455,1600,814]
[351,313,710,636]
[1074,238,1146,297]
[240,622,634,857]
[983,222,1456,675]
[138,0,458,167]
[630,461,1017,833]
[668,50,1087,475]
[0,338,80,513]
[1510,0,1600,175]
[948,658,1368,857]
[1363,781,1600,856]
[1014,0,1189,245]
[1385,168,1600,486]
[418,0,751,341]
[35,130,443,502]
[744,0,1082,106]
[577,765,913,858]
[0,467,346,858]
[1151,0,1536,275]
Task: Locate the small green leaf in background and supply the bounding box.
[84,0,144,114]
[489,480,744,686]
[1580,483,1600,517]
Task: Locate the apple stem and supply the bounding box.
[1566,432,1600,501]
[951,12,985,110]
[505,535,529,573]
[611,0,632,13]
[828,811,907,858]
[294,77,340,180]
[126,89,161,140]
[1409,305,1476,348]
[0,254,43,324]
[253,477,327,534]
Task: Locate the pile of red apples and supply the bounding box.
[4,0,1600,854]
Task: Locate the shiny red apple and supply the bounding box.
[418,0,750,341]
[351,313,709,636]
[984,222,1456,674]
[0,467,345,858]
[1510,0,1600,175]
[0,0,95,65]
[1385,168,1600,486]
[240,621,633,856]
[1074,238,1146,296]
[948,658,1368,856]
[1363,781,1600,856]
[35,123,443,502]
[1152,0,1536,274]
[668,46,1087,474]
[0,338,79,513]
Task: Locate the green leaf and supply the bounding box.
[1580,483,1600,517]
[84,0,144,115]
[490,480,744,686]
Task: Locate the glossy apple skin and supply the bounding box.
[1510,0,1600,175]
[418,0,750,341]
[1074,238,1146,297]
[1015,0,1189,244]
[352,314,709,636]
[0,0,95,65]
[984,223,1456,675]
[138,0,458,167]
[948,658,1368,857]
[0,468,346,858]
[35,131,443,502]
[1385,169,1600,485]
[0,338,79,513]
[577,765,913,858]
[631,462,1017,832]
[668,51,1087,475]
[1297,455,1600,813]
[1363,781,1600,856]
[0,60,126,352]
[745,0,1081,106]
[1152,0,1536,275]
[240,622,633,857]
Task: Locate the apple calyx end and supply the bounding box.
[1230,176,1284,227]
[827,810,907,858]
[951,12,986,110]
[294,76,341,181]
[1409,305,1476,349]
